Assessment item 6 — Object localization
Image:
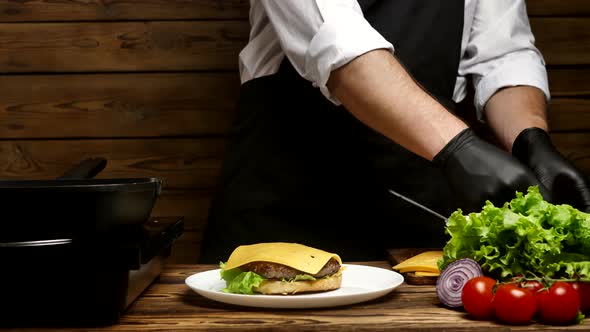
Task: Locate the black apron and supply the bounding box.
[200,0,465,263]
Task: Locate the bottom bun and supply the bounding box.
[254,273,342,295]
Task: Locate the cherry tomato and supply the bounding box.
[570,282,590,313]
[536,281,580,325]
[520,280,543,294]
[461,276,496,320]
[493,284,536,324]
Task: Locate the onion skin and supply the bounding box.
[436,258,483,308]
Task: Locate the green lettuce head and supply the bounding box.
[439,186,590,280]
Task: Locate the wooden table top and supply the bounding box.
[5,262,590,331]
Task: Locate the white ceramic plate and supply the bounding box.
[185,264,404,309]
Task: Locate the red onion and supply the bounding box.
[436,258,483,308]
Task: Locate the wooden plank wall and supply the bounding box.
[0,1,588,262]
[0,0,250,263]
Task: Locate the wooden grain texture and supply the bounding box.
[0,0,585,22]
[152,189,212,263]
[0,21,249,73]
[526,0,590,17]
[0,18,587,73]
[1,134,588,185]
[0,73,240,138]
[167,230,204,263]
[0,139,227,189]
[0,0,250,22]
[531,18,590,65]
[548,67,590,96]
[0,69,587,139]
[551,132,590,173]
[549,99,590,131]
[7,263,590,331]
[153,190,212,231]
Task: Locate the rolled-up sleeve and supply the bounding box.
[459,0,550,120]
[260,0,394,103]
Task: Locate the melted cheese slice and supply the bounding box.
[224,242,342,275]
[392,251,443,274]
[414,271,440,277]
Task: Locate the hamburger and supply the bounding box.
[219,242,343,295]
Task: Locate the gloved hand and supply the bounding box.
[433,128,551,213]
[512,127,590,212]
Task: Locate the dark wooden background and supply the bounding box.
[0,0,588,263]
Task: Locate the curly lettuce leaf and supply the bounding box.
[439,186,590,280]
[219,262,265,294]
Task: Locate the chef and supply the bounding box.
[200,0,590,262]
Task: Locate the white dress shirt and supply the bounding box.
[239,0,549,120]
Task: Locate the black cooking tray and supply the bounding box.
[0,217,184,327]
[0,158,162,241]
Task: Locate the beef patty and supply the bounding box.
[242,258,341,279]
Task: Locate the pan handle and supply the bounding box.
[58,157,107,179]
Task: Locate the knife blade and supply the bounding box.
[387,189,448,224]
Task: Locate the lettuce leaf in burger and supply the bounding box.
[219,242,343,295]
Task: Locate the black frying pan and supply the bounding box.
[0,158,162,241]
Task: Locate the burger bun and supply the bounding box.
[254,273,342,295]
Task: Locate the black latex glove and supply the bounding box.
[512,127,590,212]
[433,128,551,213]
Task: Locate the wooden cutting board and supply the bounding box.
[387,248,442,285]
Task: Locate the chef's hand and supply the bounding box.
[512,127,590,212]
[433,128,551,213]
